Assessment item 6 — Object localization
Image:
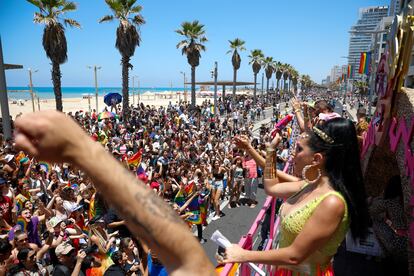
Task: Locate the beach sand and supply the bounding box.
[6,92,216,118]
[6,90,253,118]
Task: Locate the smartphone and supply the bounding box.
[217,246,225,257]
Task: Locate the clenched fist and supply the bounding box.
[14,111,91,164]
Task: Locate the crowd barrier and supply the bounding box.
[220,160,291,276]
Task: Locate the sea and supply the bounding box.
[6,87,187,100]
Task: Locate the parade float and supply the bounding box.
[360,1,414,274]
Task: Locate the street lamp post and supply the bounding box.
[87,65,101,112]
[0,37,22,139]
[180,71,186,103]
[261,73,264,104]
[28,68,38,112]
[212,62,218,115]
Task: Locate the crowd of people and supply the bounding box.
[0,88,397,276]
[0,94,292,275]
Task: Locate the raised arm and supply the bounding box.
[14,111,214,276]
[263,133,303,198]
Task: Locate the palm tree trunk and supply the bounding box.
[122,56,130,119]
[232,68,237,101]
[266,78,269,101]
[276,79,280,104]
[191,66,196,107]
[253,73,257,104]
[51,61,63,111]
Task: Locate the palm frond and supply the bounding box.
[64,18,81,28]
[176,40,189,49]
[131,14,145,25]
[99,15,114,23]
[33,12,49,24]
[129,4,142,14]
[105,0,123,15]
[26,0,45,11]
[61,1,77,13]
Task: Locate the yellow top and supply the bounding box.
[278,189,349,275]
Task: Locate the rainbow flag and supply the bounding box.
[15,194,28,212]
[16,217,28,232]
[347,65,353,78]
[185,211,202,225]
[358,52,371,75]
[184,182,195,195]
[127,149,143,166]
[174,189,186,207]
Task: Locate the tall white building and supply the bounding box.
[348,6,389,79]
[389,0,402,16]
[372,16,393,64]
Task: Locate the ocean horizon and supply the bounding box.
[6,87,188,100]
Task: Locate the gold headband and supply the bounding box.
[312,126,334,144]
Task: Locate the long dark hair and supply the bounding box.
[308,118,369,239]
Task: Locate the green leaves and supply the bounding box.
[64,18,81,28]
[99,15,114,23]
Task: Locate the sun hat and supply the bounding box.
[55,242,75,257]
[47,216,63,228]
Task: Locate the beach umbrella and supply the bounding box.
[98,111,115,121]
[104,92,122,106]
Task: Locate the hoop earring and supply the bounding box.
[302,165,321,184]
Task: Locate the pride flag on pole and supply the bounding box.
[358,52,371,75]
[347,65,352,79]
[358,52,367,74]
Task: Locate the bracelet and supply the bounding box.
[294,109,301,113]
[266,148,276,152]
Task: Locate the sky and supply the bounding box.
[0,0,390,87]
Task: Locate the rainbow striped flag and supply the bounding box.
[184,182,195,195]
[15,194,28,212]
[127,149,143,166]
[174,189,186,207]
[347,65,352,78]
[358,52,371,75]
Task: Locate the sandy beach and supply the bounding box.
[6,92,206,117]
[6,90,254,117]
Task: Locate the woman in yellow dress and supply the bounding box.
[221,118,369,276]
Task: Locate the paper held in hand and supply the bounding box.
[210,230,265,276]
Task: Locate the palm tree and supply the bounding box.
[248,49,264,104]
[290,68,299,94]
[227,38,246,102]
[282,63,290,95]
[275,62,285,100]
[27,0,81,111]
[262,57,274,101]
[176,20,208,107]
[99,0,145,118]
